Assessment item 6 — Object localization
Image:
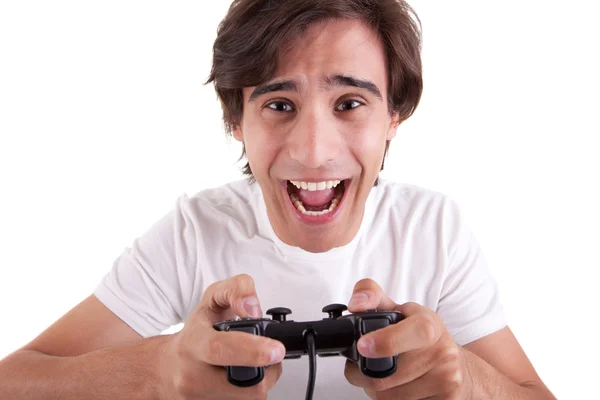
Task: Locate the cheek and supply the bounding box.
[346,122,389,164]
[243,120,283,173]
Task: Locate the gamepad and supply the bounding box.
[213,303,404,390]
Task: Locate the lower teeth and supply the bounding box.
[289,194,341,216]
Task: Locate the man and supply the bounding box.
[0,0,555,399]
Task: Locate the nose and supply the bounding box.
[286,106,342,169]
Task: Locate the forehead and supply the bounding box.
[273,18,388,92]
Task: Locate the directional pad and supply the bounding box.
[361,318,389,334]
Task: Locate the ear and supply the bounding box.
[386,113,401,140]
[233,124,244,142]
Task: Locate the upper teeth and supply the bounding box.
[290,180,341,191]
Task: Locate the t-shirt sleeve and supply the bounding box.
[93,194,197,338]
[436,199,507,346]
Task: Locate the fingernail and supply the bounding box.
[270,344,285,364]
[243,296,262,317]
[358,337,374,357]
[348,292,369,309]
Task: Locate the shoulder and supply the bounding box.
[174,179,262,236]
[365,178,469,253]
[372,178,461,222]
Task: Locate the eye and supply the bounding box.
[266,101,294,112]
[336,99,362,112]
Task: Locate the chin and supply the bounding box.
[263,174,367,252]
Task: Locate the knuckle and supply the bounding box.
[437,345,460,365]
[400,301,419,314]
[231,274,257,299]
[416,314,437,345]
[440,366,464,393]
[173,337,189,360]
[204,280,217,292]
[206,336,227,362]
[173,372,196,398]
[233,273,255,289]
[205,279,222,294]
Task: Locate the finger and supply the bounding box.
[195,274,263,323]
[379,363,463,400]
[347,278,399,312]
[180,359,283,399]
[212,362,283,399]
[196,328,286,367]
[343,346,436,391]
[345,360,449,400]
[357,306,443,358]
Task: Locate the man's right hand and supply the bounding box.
[158,274,285,399]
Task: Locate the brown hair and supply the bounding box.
[205,0,423,178]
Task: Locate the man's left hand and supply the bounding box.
[344,278,473,400]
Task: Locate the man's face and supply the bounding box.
[234,18,398,253]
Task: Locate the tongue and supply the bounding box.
[298,188,335,207]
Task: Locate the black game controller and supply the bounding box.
[213,304,404,390]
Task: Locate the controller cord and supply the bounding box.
[305,331,317,400]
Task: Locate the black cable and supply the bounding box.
[305,331,317,400]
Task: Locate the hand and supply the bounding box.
[344,279,473,400]
[158,274,285,400]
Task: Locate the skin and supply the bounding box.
[0,18,555,400]
[344,279,556,399]
[234,18,398,253]
[0,275,285,399]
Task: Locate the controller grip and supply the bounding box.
[225,325,266,386]
[359,317,397,378]
[227,365,265,387]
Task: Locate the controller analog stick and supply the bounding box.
[322,303,348,319]
[266,307,292,322]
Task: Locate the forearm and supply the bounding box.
[463,349,555,399]
[0,335,170,400]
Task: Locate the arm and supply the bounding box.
[0,294,167,399]
[0,275,285,400]
[463,326,555,399]
[343,280,556,399]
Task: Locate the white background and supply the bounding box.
[1,0,598,398]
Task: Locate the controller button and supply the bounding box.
[230,326,258,335]
[266,307,292,322]
[230,366,260,383]
[322,303,348,319]
[366,356,395,372]
[361,318,389,334]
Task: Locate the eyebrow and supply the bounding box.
[324,74,383,100]
[249,80,299,102]
[248,74,383,102]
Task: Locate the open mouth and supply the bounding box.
[286,179,347,216]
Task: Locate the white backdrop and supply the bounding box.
[1,1,598,398]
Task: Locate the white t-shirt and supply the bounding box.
[94,178,506,399]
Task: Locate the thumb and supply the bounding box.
[347,278,398,312]
[195,274,263,323]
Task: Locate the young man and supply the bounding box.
[0,0,555,399]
